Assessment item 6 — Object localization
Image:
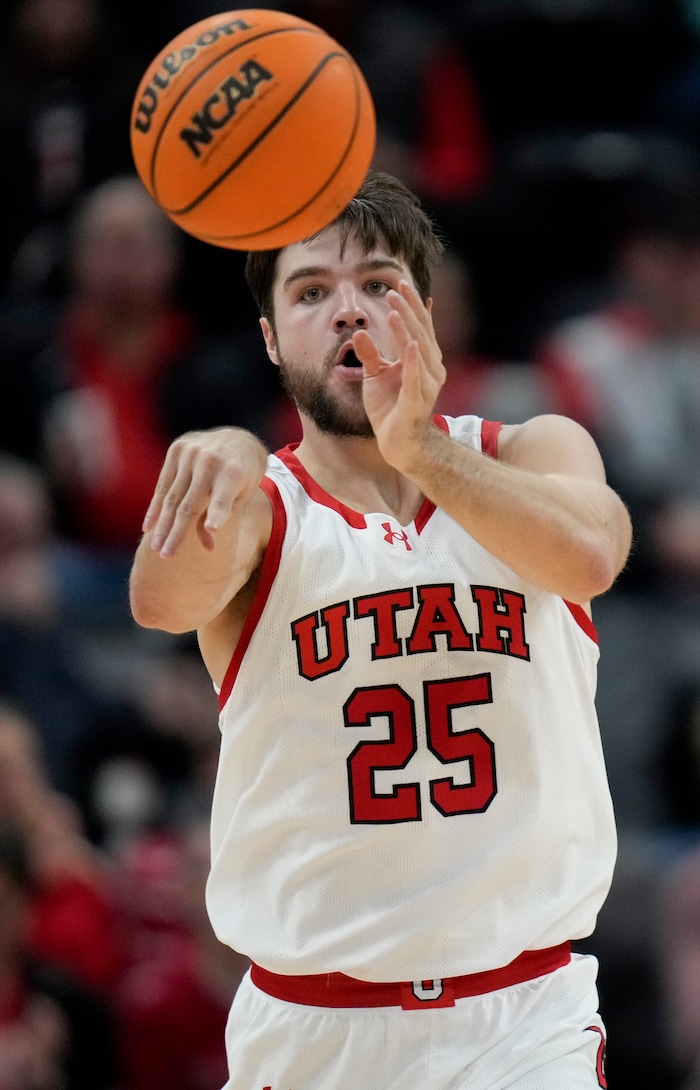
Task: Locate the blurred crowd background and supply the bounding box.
[3,0,700,1087]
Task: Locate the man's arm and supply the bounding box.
[129,427,271,636]
[399,412,631,603]
[355,280,632,604]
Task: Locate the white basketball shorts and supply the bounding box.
[221,950,607,1090]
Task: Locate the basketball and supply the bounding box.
[129,9,376,250]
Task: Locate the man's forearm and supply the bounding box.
[400,423,631,603]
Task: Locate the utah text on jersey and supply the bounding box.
[290,581,528,823]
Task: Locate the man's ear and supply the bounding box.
[260,317,280,367]
[427,297,433,314]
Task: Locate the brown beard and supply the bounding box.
[277,349,374,439]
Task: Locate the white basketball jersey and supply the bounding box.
[206,414,617,982]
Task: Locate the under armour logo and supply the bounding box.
[382,521,412,550]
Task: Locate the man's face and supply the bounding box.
[260,226,414,437]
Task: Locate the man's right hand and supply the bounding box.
[130,427,271,643]
[143,427,268,558]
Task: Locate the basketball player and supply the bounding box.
[130,172,632,1090]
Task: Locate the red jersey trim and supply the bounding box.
[276,443,438,535]
[564,600,598,644]
[481,418,502,458]
[273,420,499,536]
[218,477,287,710]
[431,414,501,457]
[414,499,437,534]
[275,445,367,528]
[251,941,571,1010]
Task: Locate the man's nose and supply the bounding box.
[333,285,368,332]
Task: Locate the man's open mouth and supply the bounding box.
[341,348,362,368]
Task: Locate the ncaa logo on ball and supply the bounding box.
[180,59,274,160]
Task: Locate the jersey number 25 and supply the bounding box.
[344,673,497,823]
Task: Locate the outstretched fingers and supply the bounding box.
[142,442,183,536]
[389,281,442,377]
[146,445,240,557]
[150,450,206,556]
[203,456,251,532]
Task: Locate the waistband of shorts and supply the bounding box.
[250,941,572,1010]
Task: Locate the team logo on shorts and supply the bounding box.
[400,978,456,1009]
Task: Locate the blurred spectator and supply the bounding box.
[0,700,123,996]
[0,462,220,849]
[519,177,700,1088]
[430,0,697,360]
[0,820,117,1090]
[652,0,700,158]
[247,0,492,207]
[430,247,587,423]
[0,454,61,629]
[0,453,133,795]
[535,179,700,600]
[0,300,60,463]
[660,841,700,1089]
[75,635,221,850]
[116,820,249,1090]
[25,174,279,580]
[532,179,700,834]
[36,175,195,555]
[113,828,193,973]
[0,0,145,298]
[452,0,691,144]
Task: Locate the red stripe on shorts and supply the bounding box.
[251,942,571,1010]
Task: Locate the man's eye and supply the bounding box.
[366,280,388,294]
[300,286,323,302]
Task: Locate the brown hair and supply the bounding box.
[244,171,445,321]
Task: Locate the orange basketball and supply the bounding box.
[129,9,376,250]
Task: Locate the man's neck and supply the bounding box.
[294,428,424,522]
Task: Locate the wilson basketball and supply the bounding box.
[130,9,376,250]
